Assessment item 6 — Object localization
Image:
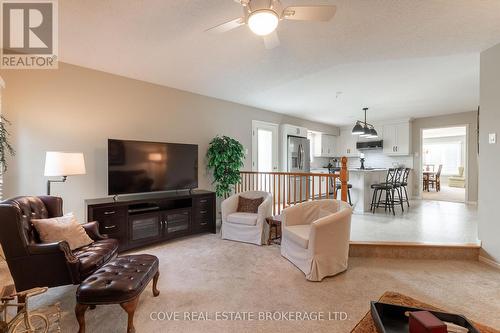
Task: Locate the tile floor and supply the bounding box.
[350,199,478,244]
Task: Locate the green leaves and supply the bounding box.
[206,135,244,198]
[0,115,15,174]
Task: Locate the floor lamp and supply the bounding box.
[44,152,86,195]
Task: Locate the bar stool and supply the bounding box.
[398,168,411,208]
[335,183,352,206]
[334,169,352,206]
[370,168,405,215]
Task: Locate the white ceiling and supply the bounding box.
[59,0,500,126]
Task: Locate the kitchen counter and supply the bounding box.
[347,169,387,213]
[348,168,388,172]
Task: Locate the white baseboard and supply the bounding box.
[479,255,500,269]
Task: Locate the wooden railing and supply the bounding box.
[235,157,349,215]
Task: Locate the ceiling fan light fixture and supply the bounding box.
[369,127,378,138]
[248,10,279,36]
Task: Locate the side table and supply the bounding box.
[266,215,282,245]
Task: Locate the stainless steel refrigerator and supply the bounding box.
[287,135,310,202]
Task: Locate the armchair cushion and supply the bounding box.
[237,196,264,213]
[31,213,94,250]
[227,212,258,226]
[73,238,118,277]
[286,225,310,249]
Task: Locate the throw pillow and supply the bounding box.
[237,196,264,213]
[31,213,94,250]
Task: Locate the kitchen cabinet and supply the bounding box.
[312,133,337,157]
[338,129,359,157]
[383,122,411,156]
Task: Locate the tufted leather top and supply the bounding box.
[73,239,119,277]
[76,254,159,305]
[0,196,63,257]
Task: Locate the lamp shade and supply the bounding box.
[359,125,371,137]
[352,122,364,135]
[44,152,86,177]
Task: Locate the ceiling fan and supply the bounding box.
[206,0,337,49]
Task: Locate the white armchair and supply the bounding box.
[448,166,466,188]
[221,191,273,246]
[281,199,352,282]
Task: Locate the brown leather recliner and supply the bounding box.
[0,196,119,292]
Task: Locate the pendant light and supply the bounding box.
[352,108,378,138]
[351,122,364,135]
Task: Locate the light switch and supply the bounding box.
[489,133,496,144]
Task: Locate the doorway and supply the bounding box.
[420,126,467,203]
[251,120,279,172]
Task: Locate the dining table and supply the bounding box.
[422,171,436,191]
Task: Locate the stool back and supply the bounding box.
[395,168,404,184]
[402,168,410,185]
[385,168,397,184]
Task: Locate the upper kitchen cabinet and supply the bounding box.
[311,133,338,158]
[383,122,411,156]
[338,129,359,157]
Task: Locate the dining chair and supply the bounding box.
[428,165,443,192]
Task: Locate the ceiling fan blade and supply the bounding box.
[282,5,337,22]
[205,17,245,33]
[263,31,280,49]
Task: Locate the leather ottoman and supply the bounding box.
[75,254,160,333]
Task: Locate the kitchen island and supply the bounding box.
[347,169,388,213]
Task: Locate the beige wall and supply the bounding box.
[0,63,338,221]
[479,43,500,264]
[411,111,479,202]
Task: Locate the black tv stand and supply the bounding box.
[86,190,216,252]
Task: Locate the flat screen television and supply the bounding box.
[108,139,198,195]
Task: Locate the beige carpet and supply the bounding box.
[1,233,499,332]
[422,185,466,203]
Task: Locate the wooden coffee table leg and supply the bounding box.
[75,303,89,333]
[120,296,139,333]
[152,271,160,297]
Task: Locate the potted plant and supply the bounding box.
[206,135,245,198]
[0,115,14,174]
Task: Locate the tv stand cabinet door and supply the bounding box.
[163,209,191,238]
[128,212,163,247]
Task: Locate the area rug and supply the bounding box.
[350,291,499,333]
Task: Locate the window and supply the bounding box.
[257,128,273,172]
[251,120,278,172]
[423,141,464,175]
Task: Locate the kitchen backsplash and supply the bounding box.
[310,157,331,169]
[310,151,414,169]
[347,150,414,169]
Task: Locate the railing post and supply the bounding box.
[340,157,348,203]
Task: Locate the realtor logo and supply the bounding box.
[1,0,58,69]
